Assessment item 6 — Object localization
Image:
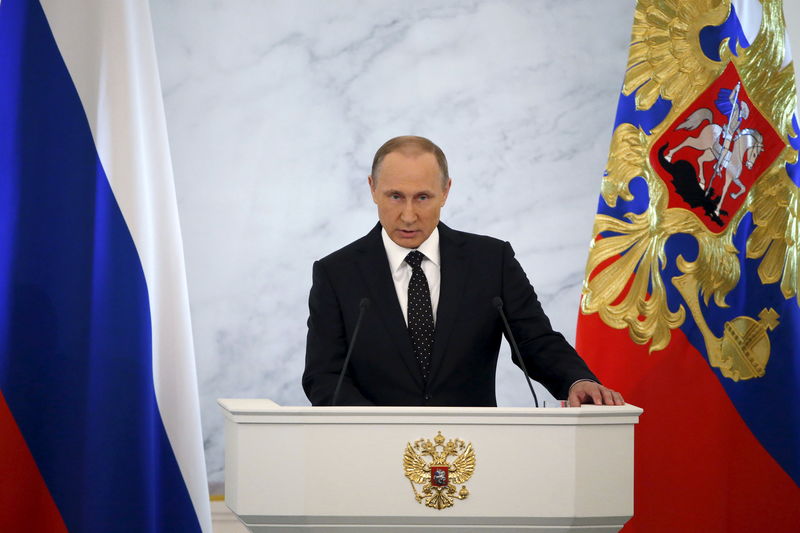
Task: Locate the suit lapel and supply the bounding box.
[356,223,423,389]
[428,223,468,384]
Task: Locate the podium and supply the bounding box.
[218,399,642,532]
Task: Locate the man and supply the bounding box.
[303,136,623,407]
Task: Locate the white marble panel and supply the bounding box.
[150,0,648,493]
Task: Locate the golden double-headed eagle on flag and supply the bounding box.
[581,0,798,381]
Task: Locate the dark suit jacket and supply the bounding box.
[302,222,597,406]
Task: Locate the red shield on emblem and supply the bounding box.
[649,62,784,233]
[430,466,449,487]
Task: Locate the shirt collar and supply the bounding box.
[381,226,440,273]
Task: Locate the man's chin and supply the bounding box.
[391,230,424,248]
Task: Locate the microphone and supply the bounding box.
[331,297,371,406]
[492,296,539,407]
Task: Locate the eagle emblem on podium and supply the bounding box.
[403,431,475,510]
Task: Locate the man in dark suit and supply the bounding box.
[303,136,623,407]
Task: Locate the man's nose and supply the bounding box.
[400,200,417,223]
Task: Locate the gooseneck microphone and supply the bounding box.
[331,297,371,406]
[492,296,539,407]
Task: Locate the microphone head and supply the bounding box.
[359,297,371,310]
[492,296,504,309]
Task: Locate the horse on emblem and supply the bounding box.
[665,94,764,216]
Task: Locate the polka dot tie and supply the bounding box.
[405,251,435,380]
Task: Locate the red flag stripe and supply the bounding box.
[577,313,800,532]
[0,391,68,532]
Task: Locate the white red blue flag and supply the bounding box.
[0,0,211,531]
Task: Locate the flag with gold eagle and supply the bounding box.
[577,0,800,530]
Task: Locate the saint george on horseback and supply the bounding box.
[711,82,750,181]
[663,83,763,217]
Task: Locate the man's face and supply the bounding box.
[369,150,451,249]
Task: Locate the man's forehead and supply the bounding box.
[379,150,440,175]
[377,172,443,193]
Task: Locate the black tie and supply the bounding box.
[405,251,435,380]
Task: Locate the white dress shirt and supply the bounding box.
[381,227,440,326]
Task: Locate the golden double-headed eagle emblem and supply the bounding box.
[403,431,475,510]
[581,0,798,381]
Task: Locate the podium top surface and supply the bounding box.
[218,398,642,426]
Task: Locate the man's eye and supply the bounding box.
[418,195,429,201]
[391,194,401,200]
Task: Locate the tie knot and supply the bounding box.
[404,250,425,269]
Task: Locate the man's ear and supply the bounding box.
[368,175,378,204]
[441,178,452,206]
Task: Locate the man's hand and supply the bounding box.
[567,380,624,407]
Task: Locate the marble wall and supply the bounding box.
[149,0,799,493]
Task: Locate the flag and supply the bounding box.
[0,0,211,531]
[577,0,800,531]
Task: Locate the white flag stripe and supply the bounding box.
[39,1,211,531]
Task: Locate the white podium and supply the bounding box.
[218,399,642,532]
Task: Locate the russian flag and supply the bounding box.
[0,0,211,531]
[577,1,800,531]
